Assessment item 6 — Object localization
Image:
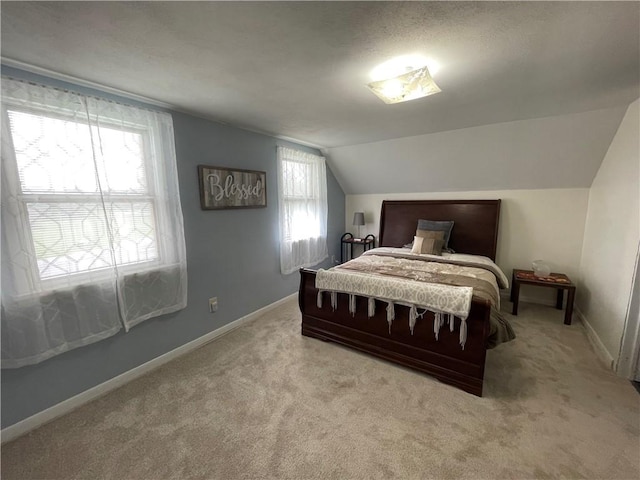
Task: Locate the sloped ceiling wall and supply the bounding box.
[325,106,629,194]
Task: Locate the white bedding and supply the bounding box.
[315,248,509,348]
[365,247,510,289]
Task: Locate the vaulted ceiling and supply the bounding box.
[2,1,639,193]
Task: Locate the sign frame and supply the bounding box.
[198,165,267,210]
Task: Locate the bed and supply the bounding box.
[298,199,512,396]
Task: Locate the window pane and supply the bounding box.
[27,201,158,280]
[99,127,149,194]
[8,110,148,195]
[286,199,320,241]
[109,202,158,265]
[282,160,315,198]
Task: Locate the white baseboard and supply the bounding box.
[1,292,297,444]
[574,307,615,370]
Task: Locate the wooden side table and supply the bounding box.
[511,269,576,325]
[340,233,375,263]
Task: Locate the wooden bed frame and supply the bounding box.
[298,200,502,396]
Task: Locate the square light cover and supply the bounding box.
[367,66,441,104]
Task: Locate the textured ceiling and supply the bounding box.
[2,1,639,150]
[2,2,639,195]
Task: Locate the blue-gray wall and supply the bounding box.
[0,67,345,428]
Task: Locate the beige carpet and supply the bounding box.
[2,298,639,479]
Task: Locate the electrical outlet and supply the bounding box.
[209,297,218,313]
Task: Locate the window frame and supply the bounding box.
[2,102,167,292]
[280,155,323,243]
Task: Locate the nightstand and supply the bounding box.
[511,269,576,325]
[340,233,375,263]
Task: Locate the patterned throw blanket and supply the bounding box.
[315,248,509,348]
[366,247,510,291]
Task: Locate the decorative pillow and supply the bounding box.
[415,229,445,241]
[410,236,444,255]
[404,230,445,249]
[417,219,454,249]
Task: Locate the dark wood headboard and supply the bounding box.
[378,200,501,260]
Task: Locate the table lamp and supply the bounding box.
[353,212,365,240]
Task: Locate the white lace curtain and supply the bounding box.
[277,146,328,274]
[1,78,188,368]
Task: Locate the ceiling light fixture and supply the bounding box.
[367,55,441,104]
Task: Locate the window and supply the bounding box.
[1,78,187,367]
[7,108,159,282]
[277,146,328,274]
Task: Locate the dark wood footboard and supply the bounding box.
[299,268,492,396]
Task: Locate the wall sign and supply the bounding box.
[198,165,267,210]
